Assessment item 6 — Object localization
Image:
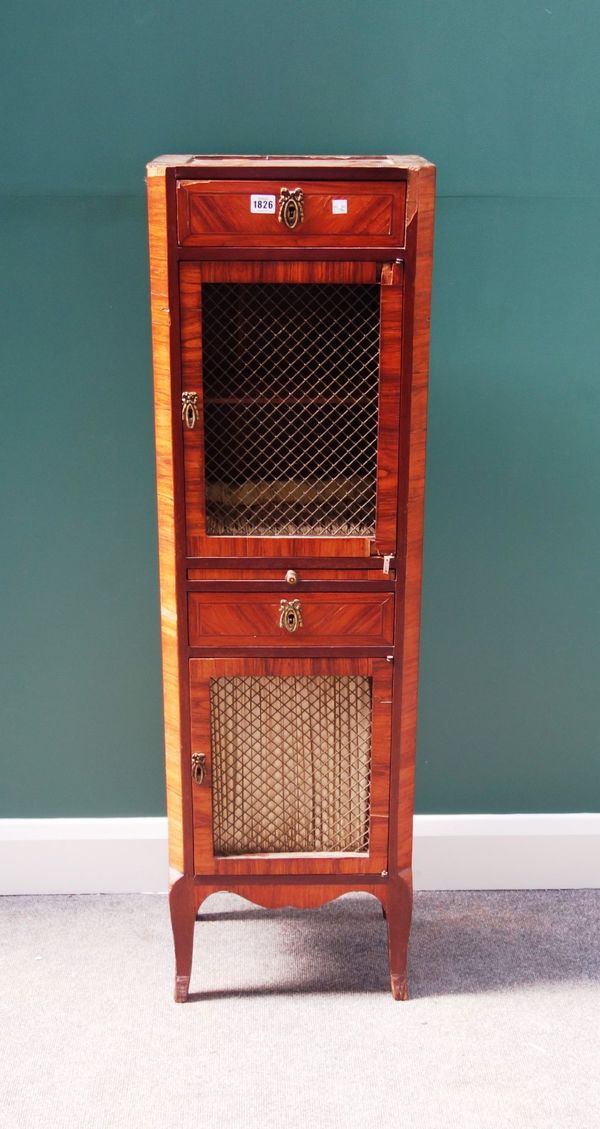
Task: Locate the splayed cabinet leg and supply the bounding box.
[385,870,413,1000]
[169,876,197,1002]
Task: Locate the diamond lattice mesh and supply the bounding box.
[210,676,372,855]
[201,283,381,537]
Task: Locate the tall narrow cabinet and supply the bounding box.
[146,154,435,1000]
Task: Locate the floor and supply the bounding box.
[1,890,598,1129]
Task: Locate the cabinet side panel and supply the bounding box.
[147,172,184,873]
[396,165,435,871]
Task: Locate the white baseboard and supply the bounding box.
[0,814,598,894]
[0,818,169,895]
[412,813,600,890]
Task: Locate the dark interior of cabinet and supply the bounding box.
[200,283,381,538]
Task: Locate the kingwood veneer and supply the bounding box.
[146,154,435,1000]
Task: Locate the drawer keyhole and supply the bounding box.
[278,188,304,230]
[279,598,303,633]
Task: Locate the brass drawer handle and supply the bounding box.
[191,753,206,785]
[278,187,304,230]
[182,392,199,429]
[279,598,303,633]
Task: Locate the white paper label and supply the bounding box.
[250,194,276,214]
[332,199,348,214]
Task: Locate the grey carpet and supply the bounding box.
[1,891,599,1129]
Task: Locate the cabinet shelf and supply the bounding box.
[203,394,373,406]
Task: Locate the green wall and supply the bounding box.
[1,1,599,816]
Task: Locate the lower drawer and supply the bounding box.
[188,591,394,647]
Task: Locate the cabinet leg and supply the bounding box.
[385,869,413,1001]
[169,876,197,1002]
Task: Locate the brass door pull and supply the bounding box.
[278,188,304,230]
[279,598,303,633]
[182,392,199,429]
[191,753,206,785]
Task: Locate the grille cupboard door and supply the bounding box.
[189,658,393,876]
[180,261,403,558]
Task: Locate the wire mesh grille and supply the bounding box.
[210,676,372,855]
[201,283,381,537]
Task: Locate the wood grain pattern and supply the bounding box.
[180,259,380,284]
[177,179,405,247]
[147,154,435,1002]
[189,657,392,877]
[187,582,393,592]
[375,271,403,552]
[169,874,197,1001]
[147,172,186,873]
[188,646,394,660]
[194,881,386,910]
[392,164,436,875]
[177,245,407,263]
[187,591,394,647]
[385,869,413,1000]
[187,567,388,581]
[187,535,373,558]
[187,556,395,572]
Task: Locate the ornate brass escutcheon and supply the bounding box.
[278,187,304,230]
[181,391,199,429]
[191,753,206,785]
[279,598,303,633]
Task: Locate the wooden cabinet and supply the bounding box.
[147,154,435,1001]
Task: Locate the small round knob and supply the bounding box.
[285,570,298,585]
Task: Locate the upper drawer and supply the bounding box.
[188,592,394,647]
[176,180,406,247]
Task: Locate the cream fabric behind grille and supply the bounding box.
[210,676,372,855]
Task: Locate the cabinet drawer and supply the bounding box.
[177,179,406,246]
[188,592,394,647]
[187,567,390,582]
